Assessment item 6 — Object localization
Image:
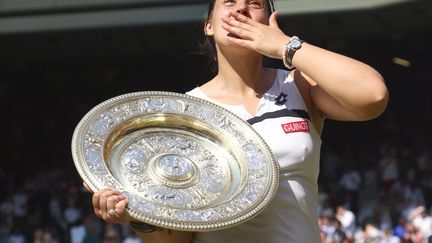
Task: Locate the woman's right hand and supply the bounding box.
[87,184,131,224]
[84,182,194,243]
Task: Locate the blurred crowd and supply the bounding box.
[0,168,143,243]
[1,140,431,243]
[317,143,432,243]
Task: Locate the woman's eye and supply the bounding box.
[224,0,235,5]
[249,0,263,8]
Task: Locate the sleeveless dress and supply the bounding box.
[186,69,322,243]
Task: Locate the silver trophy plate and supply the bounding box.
[71,91,279,231]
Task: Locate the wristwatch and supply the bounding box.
[283,36,303,69]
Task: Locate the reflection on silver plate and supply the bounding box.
[71,91,279,232]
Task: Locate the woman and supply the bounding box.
[88,0,388,242]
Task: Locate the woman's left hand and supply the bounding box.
[221,11,289,59]
[92,188,131,224]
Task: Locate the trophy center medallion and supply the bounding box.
[157,154,194,180]
[149,153,199,188]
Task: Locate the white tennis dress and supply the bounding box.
[186,69,322,243]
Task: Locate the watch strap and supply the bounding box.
[129,221,163,233]
[283,36,303,69]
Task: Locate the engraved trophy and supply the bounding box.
[71,91,279,231]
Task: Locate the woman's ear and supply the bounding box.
[204,19,214,36]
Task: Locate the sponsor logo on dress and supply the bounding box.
[274,92,288,105]
[281,121,310,134]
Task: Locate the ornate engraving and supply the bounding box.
[84,147,106,175]
[243,143,266,170]
[72,91,279,232]
[89,112,117,136]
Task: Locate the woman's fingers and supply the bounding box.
[226,34,252,48]
[222,10,288,59]
[222,15,253,32]
[93,189,120,216]
[221,11,270,42]
[104,198,129,224]
[115,198,130,223]
[222,23,252,41]
[221,13,254,40]
[99,190,123,217]
[92,189,130,224]
[106,195,124,214]
[225,11,256,26]
[92,188,110,216]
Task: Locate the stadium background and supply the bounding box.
[0,0,431,242]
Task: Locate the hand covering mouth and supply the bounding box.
[227,33,242,39]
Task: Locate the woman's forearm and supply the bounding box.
[292,42,388,119]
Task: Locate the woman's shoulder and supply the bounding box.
[187,76,222,98]
[185,86,205,98]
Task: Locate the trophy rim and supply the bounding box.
[71,91,279,232]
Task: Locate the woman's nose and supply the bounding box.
[235,2,249,16]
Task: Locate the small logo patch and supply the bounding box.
[281,121,310,134]
[274,92,288,105]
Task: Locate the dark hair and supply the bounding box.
[199,0,275,74]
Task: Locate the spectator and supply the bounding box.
[380,228,399,243]
[320,198,335,219]
[400,197,416,221]
[403,222,424,243]
[336,205,356,237]
[7,226,26,243]
[411,206,432,240]
[12,187,28,224]
[330,219,348,243]
[392,217,406,239]
[320,230,328,243]
[83,214,102,243]
[48,194,62,227]
[42,227,58,243]
[70,221,86,243]
[33,229,44,243]
[364,222,381,242]
[0,196,14,226]
[339,163,362,214]
[318,216,334,243]
[379,148,399,193]
[371,198,392,230]
[64,197,82,227]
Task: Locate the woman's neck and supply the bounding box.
[215,49,271,96]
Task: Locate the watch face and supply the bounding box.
[291,40,302,49]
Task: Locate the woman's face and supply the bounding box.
[205,0,270,45]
